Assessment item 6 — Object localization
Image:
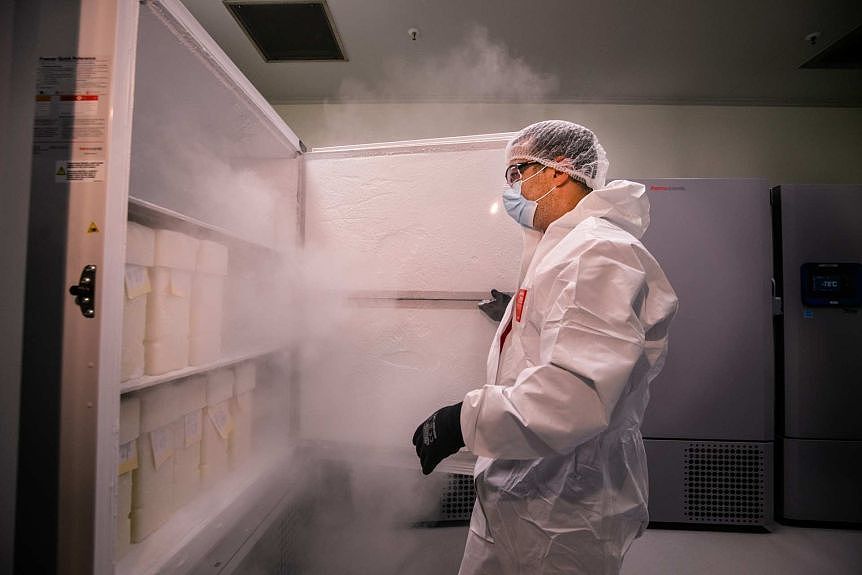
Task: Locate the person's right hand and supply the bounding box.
[412,402,464,475]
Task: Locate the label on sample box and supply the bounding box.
[170,269,191,298]
[149,427,174,470]
[117,440,138,475]
[125,265,151,299]
[208,403,233,440]
[185,411,203,447]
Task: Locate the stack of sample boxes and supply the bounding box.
[190,240,229,365]
[116,396,140,557]
[122,223,154,380]
[146,230,199,375]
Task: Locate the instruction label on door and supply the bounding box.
[33,56,111,181]
[55,160,105,183]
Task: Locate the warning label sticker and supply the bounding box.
[55,160,105,183]
[34,56,110,175]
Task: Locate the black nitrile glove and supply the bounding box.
[412,402,465,475]
[478,289,513,322]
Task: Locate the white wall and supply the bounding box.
[276,102,862,185]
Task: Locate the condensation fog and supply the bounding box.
[316,24,560,146]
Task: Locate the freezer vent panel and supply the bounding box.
[439,473,475,521]
[801,24,862,70]
[226,1,346,61]
[684,442,766,525]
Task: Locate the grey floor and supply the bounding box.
[622,525,862,575]
[402,523,862,575]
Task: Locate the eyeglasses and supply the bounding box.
[505,162,540,186]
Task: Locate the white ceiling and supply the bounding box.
[180,0,862,106]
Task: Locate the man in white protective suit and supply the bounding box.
[412,120,679,574]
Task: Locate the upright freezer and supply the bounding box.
[636,179,775,530]
[772,184,862,525]
[17,1,303,573]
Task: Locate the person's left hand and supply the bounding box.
[412,402,465,475]
[478,289,512,322]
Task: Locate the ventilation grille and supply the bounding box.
[801,24,862,69]
[684,442,767,525]
[439,473,475,521]
[225,1,346,62]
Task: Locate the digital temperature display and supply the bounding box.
[801,263,862,307]
[812,275,842,292]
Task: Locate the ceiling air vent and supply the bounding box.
[225,1,346,62]
[801,24,862,69]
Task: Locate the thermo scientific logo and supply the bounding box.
[649,185,687,192]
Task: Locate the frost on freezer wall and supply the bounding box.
[300,305,498,449]
[304,147,522,294]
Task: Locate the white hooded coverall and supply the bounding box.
[459,180,679,575]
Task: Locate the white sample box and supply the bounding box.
[117,395,141,557]
[201,369,234,487]
[122,222,155,380]
[171,376,206,509]
[230,362,256,467]
[144,229,199,375]
[131,384,177,542]
[189,240,228,365]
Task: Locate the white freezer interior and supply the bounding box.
[114,2,300,573]
[304,144,522,294]
[299,303,499,449]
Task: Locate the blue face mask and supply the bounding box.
[502,166,558,229]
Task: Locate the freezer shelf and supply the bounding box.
[120,346,284,395]
[116,448,296,575]
[128,197,287,255]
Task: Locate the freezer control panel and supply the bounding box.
[800,263,862,307]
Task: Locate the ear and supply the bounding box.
[551,170,569,186]
[551,156,570,185]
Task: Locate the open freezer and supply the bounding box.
[17,1,515,572]
[17,0,304,573]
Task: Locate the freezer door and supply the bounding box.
[637,179,774,441]
[16,0,139,573]
[777,184,862,439]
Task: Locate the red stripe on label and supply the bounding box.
[60,94,98,101]
[515,289,527,323]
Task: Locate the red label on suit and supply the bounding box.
[515,289,527,322]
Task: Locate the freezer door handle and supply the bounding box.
[69,265,97,318]
[771,278,783,316]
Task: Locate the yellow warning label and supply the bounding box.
[87,222,99,234]
[56,165,66,176]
